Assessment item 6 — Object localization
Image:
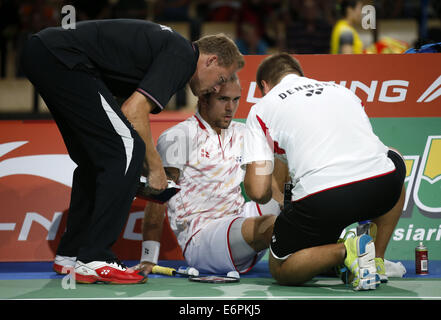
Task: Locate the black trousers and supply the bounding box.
[21,36,145,262]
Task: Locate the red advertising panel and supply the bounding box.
[236,53,441,118]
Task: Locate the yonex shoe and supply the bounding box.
[343,234,380,291]
[339,256,387,285]
[375,257,388,283]
[53,255,77,275]
[75,260,148,284]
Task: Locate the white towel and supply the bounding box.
[385,259,407,278]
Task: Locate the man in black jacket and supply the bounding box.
[21,19,244,284]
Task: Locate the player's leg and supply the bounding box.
[269,242,346,285]
[371,150,406,259]
[184,209,273,274]
[54,77,146,283]
[22,37,97,272]
[52,100,102,259]
[267,171,398,289]
[70,84,145,264]
[184,217,239,274]
[53,156,97,274]
[227,216,271,272]
[228,202,277,271]
[240,214,276,253]
[372,186,405,259]
[369,149,406,281]
[56,164,96,255]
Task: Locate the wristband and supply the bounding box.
[141,240,160,264]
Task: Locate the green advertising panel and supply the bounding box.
[369,117,441,260]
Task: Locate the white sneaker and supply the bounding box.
[53,255,77,275]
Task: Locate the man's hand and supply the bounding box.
[144,153,168,193]
[121,91,167,192]
[147,165,168,194]
[131,261,156,274]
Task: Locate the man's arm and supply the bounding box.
[121,91,167,192]
[136,167,180,274]
[271,158,290,207]
[244,160,273,204]
[142,167,179,243]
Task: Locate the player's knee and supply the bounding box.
[256,215,276,244]
[243,215,275,251]
[268,254,292,285]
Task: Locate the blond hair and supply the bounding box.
[195,34,245,69]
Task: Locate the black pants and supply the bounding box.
[271,150,406,259]
[21,36,145,262]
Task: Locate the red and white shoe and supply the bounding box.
[75,260,148,284]
[53,255,77,275]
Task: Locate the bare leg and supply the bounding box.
[372,186,405,258]
[269,243,346,285]
[241,215,277,252]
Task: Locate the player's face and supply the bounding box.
[200,80,241,133]
[190,56,237,96]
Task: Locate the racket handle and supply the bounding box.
[152,265,176,276]
[178,266,199,276]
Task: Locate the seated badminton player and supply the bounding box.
[133,74,282,276]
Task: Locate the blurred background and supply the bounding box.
[0,0,440,118]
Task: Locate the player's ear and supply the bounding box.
[260,80,271,96]
[206,55,218,67]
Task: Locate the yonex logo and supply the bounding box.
[276,82,336,100]
[417,75,441,103]
[306,88,324,97]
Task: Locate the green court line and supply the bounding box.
[1,277,440,300]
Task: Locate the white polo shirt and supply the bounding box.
[157,113,246,249]
[243,74,395,201]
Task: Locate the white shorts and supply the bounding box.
[183,200,280,274]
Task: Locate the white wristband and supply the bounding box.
[141,240,160,264]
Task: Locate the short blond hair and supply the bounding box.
[195,34,245,69]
